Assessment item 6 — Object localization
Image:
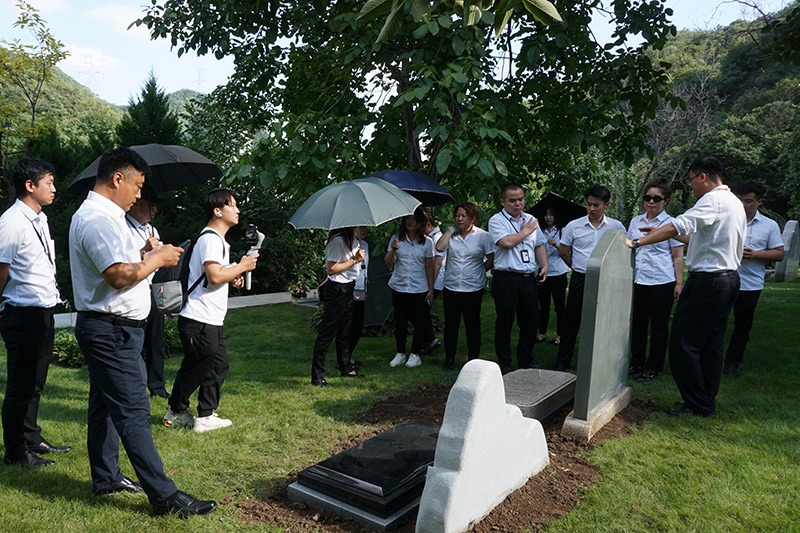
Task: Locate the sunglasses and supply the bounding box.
[643,195,664,203]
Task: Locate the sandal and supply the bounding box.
[549,339,560,346]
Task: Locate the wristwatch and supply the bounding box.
[632,238,641,248]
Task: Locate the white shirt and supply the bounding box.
[627,211,683,285]
[672,185,746,273]
[180,228,231,326]
[560,215,626,274]
[325,235,361,284]
[387,234,435,294]
[738,211,783,291]
[428,226,446,291]
[488,209,545,274]
[443,226,494,292]
[539,225,569,277]
[0,199,60,310]
[126,214,161,285]
[354,241,369,291]
[69,192,150,320]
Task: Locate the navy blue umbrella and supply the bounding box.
[366,170,455,206]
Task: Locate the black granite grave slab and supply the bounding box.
[295,419,439,519]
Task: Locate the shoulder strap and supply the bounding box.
[186,229,227,296]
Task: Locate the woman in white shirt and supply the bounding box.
[385,209,435,368]
[627,178,684,383]
[435,202,494,371]
[348,226,368,369]
[536,207,569,346]
[311,227,365,387]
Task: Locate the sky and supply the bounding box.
[0,0,792,107]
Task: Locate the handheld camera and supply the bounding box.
[244,224,265,290]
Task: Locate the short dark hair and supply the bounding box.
[203,188,239,221]
[689,156,725,183]
[501,183,524,200]
[585,185,611,203]
[736,181,766,199]
[643,178,672,202]
[453,201,479,221]
[422,207,439,227]
[96,147,149,184]
[11,157,55,198]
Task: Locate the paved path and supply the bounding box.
[53,292,311,329]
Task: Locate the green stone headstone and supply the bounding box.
[774,220,798,283]
[573,230,634,420]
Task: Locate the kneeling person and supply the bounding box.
[165,189,258,433]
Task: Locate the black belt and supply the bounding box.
[494,270,537,278]
[688,270,736,279]
[81,311,147,328]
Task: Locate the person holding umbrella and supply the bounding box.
[435,202,495,370]
[311,227,366,387]
[386,208,435,368]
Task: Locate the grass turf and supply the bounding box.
[0,280,797,531]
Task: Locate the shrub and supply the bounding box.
[52,330,85,368]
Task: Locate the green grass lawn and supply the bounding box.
[0,280,798,532]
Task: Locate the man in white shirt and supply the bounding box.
[126,191,170,398]
[488,184,548,374]
[626,156,746,416]
[723,182,784,377]
[70,147,216,516]
[0,157,70,467]
[164,189,258,433]
[555,185,626,371]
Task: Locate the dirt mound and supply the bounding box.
[236,384,652,532]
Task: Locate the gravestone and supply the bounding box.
[503,368,576,421]
[288,420,439,530]
[774,220,799,282]
[416,360,549,533]
[561,230,633,442]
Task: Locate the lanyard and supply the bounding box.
[29,217,54,267]
[501,210,531,256]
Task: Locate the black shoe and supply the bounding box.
[636,370,658,383]
[553,365,567,372]
[350,360,363,370]
[535,336,546,343]
[311,379,329,387]
[723,364,741,377]
[340,371,364,378]
[4,451,54,467]
[524,363,541,369]
[95,476,143,496]
[28,439,71,454]
[152,490,217,517]
[500,366,514,375]
[628,365,644,375]
[150,390,171,399]
[549,339,560,346]
[665,405,709,417]
[420,338,442,355]
[442,362,454,371]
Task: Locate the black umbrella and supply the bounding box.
[366,170,455,206]
[528,192,586,228]
[67,144,221,194]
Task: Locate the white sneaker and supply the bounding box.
[390,353,407,367]
[163,407,194,428]
[406,354,422,367]
[193,412,232,433]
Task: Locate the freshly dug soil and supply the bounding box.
[236,383,652,532]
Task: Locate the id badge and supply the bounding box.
[521,249,531,263]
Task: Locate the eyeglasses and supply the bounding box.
[643,195,664,203]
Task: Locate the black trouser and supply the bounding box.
[312,280,354,381]
[724,289,761,369]
[348,299,365,357]
[144,294,168,394]
[630,282,675,373]
[555,272,585,370]
[0,305,54,459]
[492,271,539,372]
[537,273,567,336]
[75,312,177,502]
[392,290,428,355]
[169,316,229,418]
[669,271,739,415]
[443,288,484,366]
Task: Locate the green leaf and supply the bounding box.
[493,3,514,37]
[377,0,406,42]
[464,0,482,26]
[428,20,440,35]
[358,0,394,20]
[522,0,562,24]
[494,159,508,176]
[436,148,452,175]
[411,0,428,21]
[277,163,289,179]
[413,24,429,39]
[311,157,325,169]
[478,158,494,177]
[452,35,466,55]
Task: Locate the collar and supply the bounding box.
[747,210,763,225]
[501,208,525,222]
[583,215,607,228]
[13,198,43,222]
[429,226,441,237]
[126,213,149,231]
[87,191,126,218]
